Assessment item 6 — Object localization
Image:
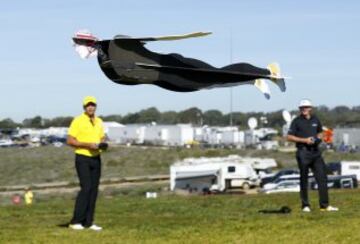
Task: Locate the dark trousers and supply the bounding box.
[71,154,101,227]
[296,149,329,208]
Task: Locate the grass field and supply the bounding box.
[0,189,359,243]
[1,146,360,243]
[1,145,360,186]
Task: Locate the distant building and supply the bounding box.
[245,128,279,150]
[107,123,279,149]
[18,127,68,138]
[107,124,194,146]
[144,124,194,146]
[102,121,124,135]
[334,128,360,147]
[107,124,146,144]
[197,126,245,147]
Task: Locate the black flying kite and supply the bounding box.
[72,30,287,99]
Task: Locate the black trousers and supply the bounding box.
[296,149,329,208]
[71,154,101,227]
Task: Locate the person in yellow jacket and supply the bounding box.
[24,187,33,205]
[67,96,107,231]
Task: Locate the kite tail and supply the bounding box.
[252,79,271,100]
[267,62,286,92]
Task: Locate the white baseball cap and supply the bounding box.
[299,99,313,108]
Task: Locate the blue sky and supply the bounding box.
[0,0,359,121]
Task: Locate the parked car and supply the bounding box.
[326,162,341,175]
[0,139,14,147]
[261,181,300,194]
[260,169,300,187]
[263,175,302,189]
[311,174,358,189]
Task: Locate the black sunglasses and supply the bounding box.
[84,102,97,108]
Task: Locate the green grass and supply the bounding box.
[0,189,359,243]
[1,145,360,242]
[1,146,359,186]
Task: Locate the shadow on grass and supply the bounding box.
[57,222,70,228]
[258,206,292,214]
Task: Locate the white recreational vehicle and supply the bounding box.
[241,157,277,177]
[341,161,360,180]
[329,161,360,181]
[170,155,277,193]
[171,161,257,192]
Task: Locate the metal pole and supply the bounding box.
[229,30,233,126]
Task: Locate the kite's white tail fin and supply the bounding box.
[253,79,271,99]
[267,62,286,92]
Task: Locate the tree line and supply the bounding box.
[0,105,359,130]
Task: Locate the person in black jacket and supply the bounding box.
[287,99,338,212]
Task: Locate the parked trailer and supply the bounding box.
[170,155,276,192]
[327,161,360,181]
[340,161,360,181]
[171,162,258,193]
[242,157,277,177]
